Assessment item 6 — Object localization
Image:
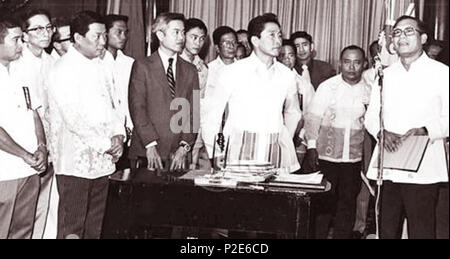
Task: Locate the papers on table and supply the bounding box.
[274,172,323,185]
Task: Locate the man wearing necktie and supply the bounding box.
[290,31,336,90]
[128,12,199,172]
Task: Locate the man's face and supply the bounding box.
[237,32,251,54]
[107,20,128,51]
[392,19,427,59]
[426,45,443,60]
[76,23,107,59]
[340,49,365,84]
[293,37,312,61]
[158,20,185,54]
[278,45,296,69]
[217,32,237,60]
[254,22,282,58]
[54,25,71,56]
[23,14,53,49]
[236,46,246,60]
[184,27,206,56]
[0,27,23,63]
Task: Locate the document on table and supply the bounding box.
[273,172,323,185]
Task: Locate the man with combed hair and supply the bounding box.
[202,14,301,173]
[128,12,198,172]
[305,46,370,239]
[365,16,449,239]
[48,11,125,239]
[0,16,47,239]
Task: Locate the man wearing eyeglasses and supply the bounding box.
[365,16,449,239]
[50,17,71,59]
[15,8,57,239]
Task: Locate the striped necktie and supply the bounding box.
[167,58,176,98]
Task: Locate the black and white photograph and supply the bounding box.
[0,0,448,244]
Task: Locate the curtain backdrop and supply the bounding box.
[169,0,413,67]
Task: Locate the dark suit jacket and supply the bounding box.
[294,59,336,90]
[128,51,199,160]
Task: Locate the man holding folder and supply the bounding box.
[365,16,449,239]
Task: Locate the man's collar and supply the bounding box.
[158,48,178,63]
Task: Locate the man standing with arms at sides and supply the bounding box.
[365,16,449,239]
[278,40,315,166]
[179,18,209,170]
[305,46,370,239]
[290,31,336,90]
[202,14,301,173]
[128,12,198,172]
[18,8,56,239]
[0,16,47,239]
[236,29,252,57]
[102,14,135,172]
[48,11,125,239]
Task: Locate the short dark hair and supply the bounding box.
[368,40,380,59]
[212,26,236,46]
[21,8,52,31]
[104,14,129,32]
[290,31,313,44]
[394,15,428,35]
[185,18,207,35]
[340,45,366,60]
[281,39,297,55]
[236,29,248,35]
[0,16,21,44]
[51,17,70,42]
[247,13,281,48]
[70,11,104,42]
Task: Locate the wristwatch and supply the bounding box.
[180,142,191,152]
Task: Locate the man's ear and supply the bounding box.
[156,30,165,42]
[310,43,315,52]
[214,45,220,54]
[250,35,259,50]
[421,33,428,46]
[22,32,29,43]
[73,32,83,45]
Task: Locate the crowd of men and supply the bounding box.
[0,8,448,239]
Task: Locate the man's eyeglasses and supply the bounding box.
[392,27,422,38]
[55,37,71,43]
[220,40,237,47]
[26,25,55,35]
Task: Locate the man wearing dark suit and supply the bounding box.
[290,31,336,90]
[129,12,198,171]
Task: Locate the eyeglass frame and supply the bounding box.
[391,26,423,38]
[26,24,56,35]
[55,37,71,43]
[220,40,238,47]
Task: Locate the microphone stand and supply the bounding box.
[374,56,385,239]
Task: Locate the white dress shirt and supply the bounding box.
[0,62,39,181]
[47,46,125,179]
[365,54,449,184]
[305,75,371,163]
[102,50,135,131]
[202,53,301,172]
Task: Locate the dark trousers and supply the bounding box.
[380,181,439,239]
[56,175,109,239]
[313,160,362,239]
[32,166,54,239]
[0,175,40,239]
[436,183,449,239]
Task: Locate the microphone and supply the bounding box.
[373,55,384,79]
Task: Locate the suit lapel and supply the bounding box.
[151,52,172,100]
[176,55,187,98]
